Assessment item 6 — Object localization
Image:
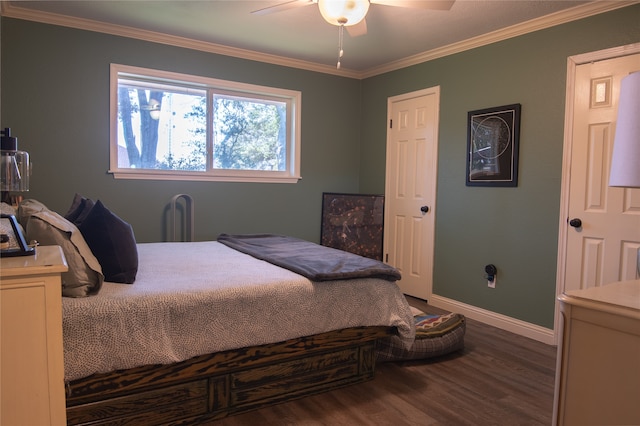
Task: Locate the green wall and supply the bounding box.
[2,5,639,330]
[359,5,640,328]
[1,18,362,244]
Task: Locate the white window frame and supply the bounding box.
[109,64,301,183]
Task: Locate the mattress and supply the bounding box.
[62,241,415,381]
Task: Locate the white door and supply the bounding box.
[564,53,640,292]
[384,87,439,300]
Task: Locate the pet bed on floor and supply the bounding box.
[376,309,465,362]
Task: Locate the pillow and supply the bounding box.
[0,202,16,216]
[17,198,49,227]
[76,200,138,284]
[64,193,94,224]
[18,199,104,297]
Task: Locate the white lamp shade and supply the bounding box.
[610,71,640,188]
[318,0,370,26]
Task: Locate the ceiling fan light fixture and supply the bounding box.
[317,0,370,26]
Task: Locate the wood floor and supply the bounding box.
[208,297,557,425]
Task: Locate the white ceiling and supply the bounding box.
[1,1,633,77]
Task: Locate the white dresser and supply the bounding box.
[553,279,640,426]
[1,246,68,425]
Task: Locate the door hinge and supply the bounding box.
[389,119,393,129]
[385,253,389,262]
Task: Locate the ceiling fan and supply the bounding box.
[252,0,455,68]
[253,1,455,37]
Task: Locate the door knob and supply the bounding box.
[569,218,582,228]
[420,206,429,213]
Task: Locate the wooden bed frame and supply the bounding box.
[66,326,394,425]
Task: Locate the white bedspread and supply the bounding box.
[62,241,415,382]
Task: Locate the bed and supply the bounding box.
[60,236,415,425]
[12,198,414,424]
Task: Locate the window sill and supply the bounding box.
[108,170,301,184]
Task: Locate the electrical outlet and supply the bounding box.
[485,264,497,288]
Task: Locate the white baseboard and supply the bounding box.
[428,294,557,346]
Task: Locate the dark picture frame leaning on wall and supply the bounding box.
[466,103,521,187]
[320,193,384,260]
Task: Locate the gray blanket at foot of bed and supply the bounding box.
[217,233,401,282]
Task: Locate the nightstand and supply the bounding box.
[553,279,640,426]
[1,245,68,425]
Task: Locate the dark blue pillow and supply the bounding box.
[64,193,95,224]
[76,200,138,284]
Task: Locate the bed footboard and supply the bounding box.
[65,326,393,425]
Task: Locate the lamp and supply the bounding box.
[609,71,640,278]
[609,71,640,188]
[317,0,370,69]
[1,128,30,206]
[317,0,369,26]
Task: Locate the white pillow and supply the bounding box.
[19,199,104,297]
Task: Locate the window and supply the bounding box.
[110,64,301,183]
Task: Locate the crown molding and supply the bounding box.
[0,1,360,79]
[1,1,636,80]
[360,1,637,78]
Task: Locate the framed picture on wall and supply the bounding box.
[320,193,384,260]
[466,104,521,187]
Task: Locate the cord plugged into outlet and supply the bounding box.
[485,264,497,289]
[488,276,496,288]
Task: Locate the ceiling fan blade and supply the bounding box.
[251,0,315,16]
[371,0,455,11]
[346,18,367,37]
